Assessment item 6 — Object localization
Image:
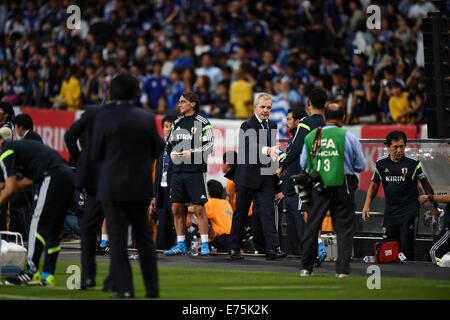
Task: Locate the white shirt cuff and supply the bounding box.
[262,146,269,156]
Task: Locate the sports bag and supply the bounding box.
[374,240,398,263]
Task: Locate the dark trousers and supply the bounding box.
[80,190,104,283]
[155,187,175,250]
[102,201,158,297]
[230,177,279,251]
[9,191,33,240]
[384,215,417,260]
[285,193,304,255]
[27,170,74,275]
[212,234,230,252]
[301,184,355,274]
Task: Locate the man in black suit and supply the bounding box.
[229,92,287,260]
[13,113,42,142]
[91,73,165,299]
[64,101,112,290]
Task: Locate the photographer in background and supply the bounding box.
[298,103,366,277]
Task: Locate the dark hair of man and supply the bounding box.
[307,87,327,110]
[207,179,224,199]
[161,114,177,127]
[181,90,200,113]
[386,130,407,146]
[288,108,307,121]
[324,104,345,121]
[110,72,139,101]
[13,113,33,130]
[0,101,14,122]
[223,150,238,165]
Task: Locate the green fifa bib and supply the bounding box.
[305,127,346,187]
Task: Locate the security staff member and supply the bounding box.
[91,73,165,299]
[150,115,178,250]
[276,108,307,254]
[299,103,366,277]
[229,92,286,260]
[0,138,75,286]
[362,131,437,260]
[163,91,214,256]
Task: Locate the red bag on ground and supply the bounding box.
[374,240,398,263]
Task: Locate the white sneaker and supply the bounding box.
[299,269,312,277]
[336,273,349,278]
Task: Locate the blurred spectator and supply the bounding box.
[4,9,30,37]
[141,60,171,110]
[195,75,214,108]
[58,64,82,110]
[388,80,410,124]
[167,67,185,111]
[195,52,223,94]
[211,80,233,118]
[82,63,101,106]
[229,67,253,119]
[276,76,301,109]
[23,66,43,107]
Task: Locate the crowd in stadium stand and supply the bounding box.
[0,0,438,125]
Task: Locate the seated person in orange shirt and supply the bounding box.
[187,179,233,253]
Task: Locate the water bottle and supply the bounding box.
[191,235,198,256]
[363,256,376,263]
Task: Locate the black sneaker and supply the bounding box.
[96,242,110,255]
[5,271,34,286]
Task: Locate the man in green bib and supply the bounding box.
[298,103,366,277]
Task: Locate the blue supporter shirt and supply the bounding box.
[143,75,171,109]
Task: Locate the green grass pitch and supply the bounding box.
[1,260,450,300]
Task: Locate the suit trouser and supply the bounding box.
[80,190,104,283]
[27,169,74,275]
[230,177,279,251]
[102,201,158,296]
[155,187,175,250]
[301,184,355,274]
[285,193,304,255]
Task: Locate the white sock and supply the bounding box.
[200,234,208,243]
[177,236,186,243]
[101,234,108,241]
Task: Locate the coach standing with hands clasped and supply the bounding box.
[229,92,287,260]
[91,73,165,299]
[299,103,366,277]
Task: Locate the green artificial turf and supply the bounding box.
[1,260,449,300]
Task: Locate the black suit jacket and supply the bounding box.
[91,104,165,202]
[64,105,104,190]
[153,148,172,208]
[234,115,278,189]
[24,130,42,143]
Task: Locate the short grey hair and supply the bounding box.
[253,92,273,106]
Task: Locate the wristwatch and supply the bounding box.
[427,194,434,202]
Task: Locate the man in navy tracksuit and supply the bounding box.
[0,138,74,286]
[163,90,214,256]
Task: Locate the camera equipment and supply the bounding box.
[290,171,324,204]
[289,126,325,204]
